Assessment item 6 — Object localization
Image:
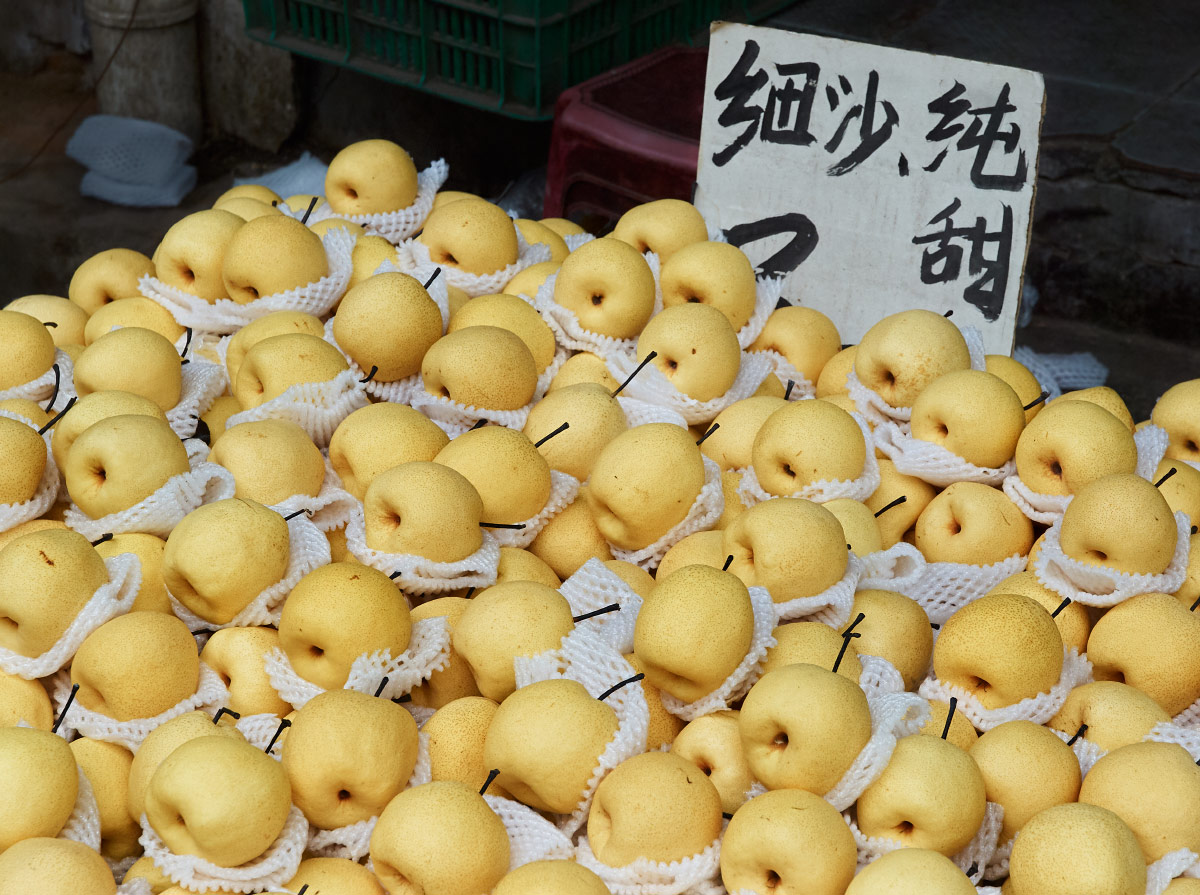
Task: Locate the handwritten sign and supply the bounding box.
[695,23,1045,354]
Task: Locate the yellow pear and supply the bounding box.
[83,295,185,345]
[452,580,574,701]
[1056,385,1135,431]
[285,857,386,895]
[233,332,349,409]
[282,689,418,829]
[655,529,725,579]
[0,518,65,551]
[435,425,552,524]
[514,218,569,263]
[74,326,182,412]
[153,209,245,302]
[610,198,708,261]
[221,215,329,304]
[762,620,861,680]
[724,497,849,603]
[223,310,325,385]
[1014,399,1139,495]
[68,246,155,314]
[200,394,242,442]
[910,369,1026,468]
[844,589,934,690]
[423,696,505,794]
[492,861,609,895]
[1156,459,1200,526]
[364,461,483,561]
[553,237,656,339]
[866,458,938,548]
[0,837,116,895]
[122,854,178,891]
[450,292,557,374]
[501,259,559,300]
[749,305,842,387]
[823,498,883,555]
[623,652,685,749]
[328,402,449,500]
[586,423,706,550]
[8,294,88,347]
[208,418,325,505]
[700,396,787,472]
[915,482,1033,564]
[0,415,45,506]
[72,611,199,720]
[522,382,629,482]
[636,303,742,401]
[0,727,79,851]
[856,733,986,856]
[421,326,538,410]
[485,678,619,813]
[0,398,50,428]
[346,233,400,293]
[199,627,292,717]
[0,668,53,729]
[969,720,1081,843]
[0,309,58,390]
[278,562,411,690]
[751,398,866,495]
[1087,591,1200,716]
[409,598,482,708]
[604,559,655,596]
[416,197,520,275]
[720,788,856,895]
[588,751,722,865]
[283,193,325,214]
[738,663,872,794]
[70,737,139,859]
[1047,681,1171,751]
[162,498,291,624]
[1007,802,1146,895]
[214,183,280,207]
[815,344,856,397]
[985,353,1044,423]
[855,310,970,407]
[146,735,291,866]
[934,592,1063,709]
[0,528,110,657]
[326,139,418,214]
[659,240,757,331]
[540,216,586,237]
[671,709,753,815]
[918,699,978,751]
[1153,379,1200,463]
[492,545,561,588]
[95,532,170,613]
[548,351,621,392]
[528,485,613,578]
[126,711,246,821]
[370,784,510,894]
[1059,473,1177,575]
[218,196,281,222]
[844,848,976,895]
[333,272,444,381]
[987,570,1090,653]
[634,565,755,703]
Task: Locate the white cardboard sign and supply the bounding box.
[696,22,1045,354]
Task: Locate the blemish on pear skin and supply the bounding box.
[38,551,54,566]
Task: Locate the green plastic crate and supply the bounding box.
[241,0,791,120]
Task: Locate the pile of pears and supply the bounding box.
[0,137,1198,895]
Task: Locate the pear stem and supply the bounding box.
[873,494,907,517]
[784,379,795,400]
[464,588,476,599]
[470,418,488,430]
[832,612,865,674]
[723,554,734,571]
[423,268,442,290]
[722,812,733,819]
[188,414,211,445]
[941,696,958,739]
[43,320,58,328]
[1066,723,1088,746]
[1189,595,1199,612]
[52,684,79,733]
[1023,390,1050,411]
[300,196,319,225]
[695,423,720,446]
[943,309,954,317]
[374,676,389,697]
[212,707,241,725]
[1051,597,1071,618]
[598,673,644,701]
[44,363,60,412]
[534,422,570,448]
[296,887,309,895]
[479,768,500,796]
[359,365,378,384]
[1155,467,1177,488]
[280,508,312,522]
[610,351,658,398]
[264,718,291,754]
[389,571,403,580]
[573,602,620,623]
[480,522,526,529]
[90,533,113,547]
[37,396,76,435]
[180,326,193,358]
[392,693,412,704]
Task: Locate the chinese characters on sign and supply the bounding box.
[696,24,1044,353]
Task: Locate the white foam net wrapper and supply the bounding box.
[344,502,501,594]
[165,360,227,439]
[271,455,358,533]
[1032,511,1190,608]
[0,408,60,533]
[609,455,725,571]
[59,765,102,852]
[224,368,370,448]
[139,803,308,894]
[0,552,140,679]
[858,653,910,698]
[485,794,576,869]
[168,511,330,630]
[605,350,775,426]
[574,829,725,895]
[919,647,1093,732]
[617,396,690,429]
[137,227,355,335]
[737,412,881,506]
[408,378,537,438]
[1147,849,1200,894]
[873,421,1016,488]
[231,712,290,756]
[63,445,236,540]
[659,586,777,723]
[908,553,1028,626]
[481,471,579,549]
[558,558,644,655]
[824,690,929,812]
[734,276,784,350]
[117,877,154,895]
[1175,695,1200,729]
[858,542,928,593]
[773,550,864,626]
[1012,346,1108,400]
[847,801,1004,885]
[263,615,451,710]
[514,627,650,837]
[52,662,227,751]
[401,223,552,297]
[302,159,449,244]
[1148,719,1200,757]
[754,349,816,400]
[0,349,75,404]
